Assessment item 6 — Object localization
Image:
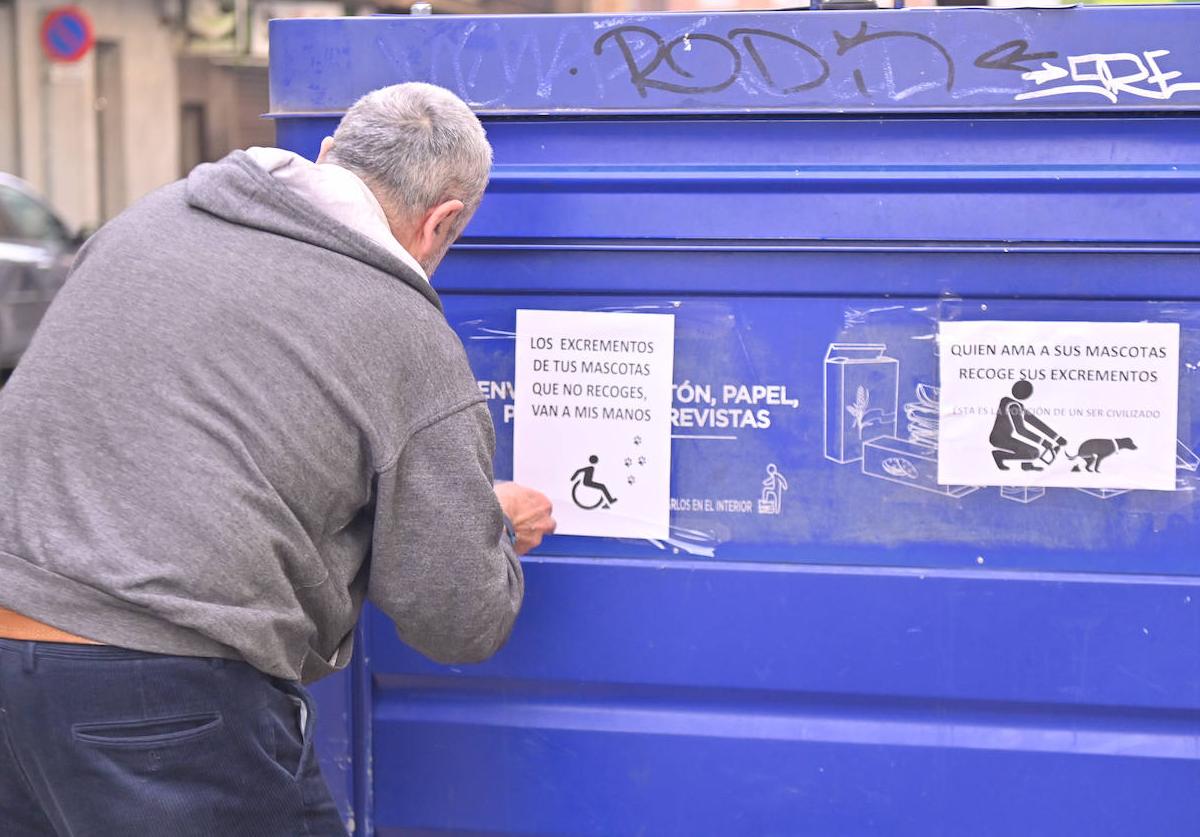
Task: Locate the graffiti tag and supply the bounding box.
[1016,49,1200,103]
[594,22,956,101]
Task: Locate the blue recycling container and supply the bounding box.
[269,7,1200,835]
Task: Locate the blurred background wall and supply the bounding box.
[2,0,181,232]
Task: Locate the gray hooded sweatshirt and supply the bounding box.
[0,151,523,683]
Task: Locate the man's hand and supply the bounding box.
[494,482,556,556]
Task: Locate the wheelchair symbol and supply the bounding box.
[570,455,618,510]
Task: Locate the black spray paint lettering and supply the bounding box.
[833,22,955,97]
[592,25,742,97]
[432,19,1197,109]
[728,28,830,94]
[595,21,955,100]
[973,39,1059,73]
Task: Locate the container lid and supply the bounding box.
[269,7,1200,117]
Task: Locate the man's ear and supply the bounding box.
[315,137,335,164]
[418,199,465,256]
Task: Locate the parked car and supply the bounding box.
[0,174,84,377]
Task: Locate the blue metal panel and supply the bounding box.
[277,116,1200,244]
[273,7,1200,836]
[362,559,1200,835]
[268,7,1200,115]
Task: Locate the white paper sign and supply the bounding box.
[514,310,675,538]
[938,321,1179,491]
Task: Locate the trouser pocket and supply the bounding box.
[263,679,316,782]
[4,647,342,836]
[73,713,223,748]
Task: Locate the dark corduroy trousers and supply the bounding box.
[0,639,347,836]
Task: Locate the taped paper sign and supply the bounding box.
[938,321,1179,491]
[514,309,675,538]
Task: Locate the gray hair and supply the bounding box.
[327,82,492,231]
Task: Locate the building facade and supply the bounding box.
[1,0,180,232]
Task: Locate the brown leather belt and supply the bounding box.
[0,606,101,644]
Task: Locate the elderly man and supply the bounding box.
[0,82,554,835]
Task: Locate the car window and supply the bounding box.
[0,185,68,243]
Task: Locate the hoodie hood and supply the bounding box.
[185,150,442,312]
[242,147,429,285]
